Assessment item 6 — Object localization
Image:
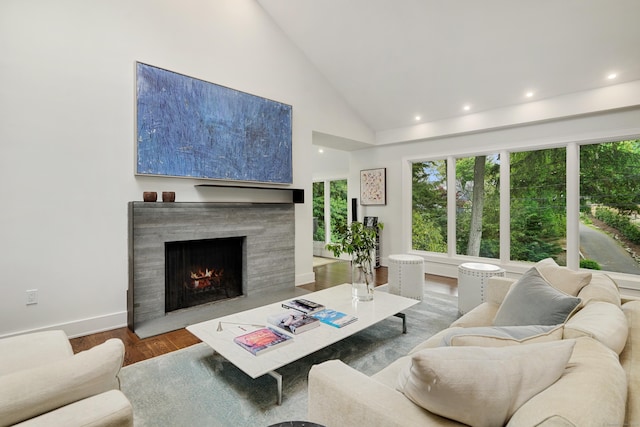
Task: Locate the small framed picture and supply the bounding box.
[360,168,386,205]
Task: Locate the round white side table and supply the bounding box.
[388,254,424,300]
[457,262,505,314]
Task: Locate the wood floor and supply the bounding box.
[69,260,457,366]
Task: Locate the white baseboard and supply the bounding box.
[296,271,315,286]
[0,311,128,340]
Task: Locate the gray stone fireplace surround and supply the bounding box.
[128,202,303,338]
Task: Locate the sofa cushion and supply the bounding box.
[0,338,124,426]
[396,340,575,427]
[310,359,467,427]
[484,276,516,305]
[0,330,73,376]
[621,300,640,426]
[577,272,621,306]
[408,328,464,354]
[507,337,627,426]
[11,390,133,427]
[564,301,628,354]
[442,324,563,347]
[535,258,592,296]
[450,302,499,328]
[493,267,581,326]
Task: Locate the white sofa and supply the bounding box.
[308,259,639,426]
[0,330,133,427]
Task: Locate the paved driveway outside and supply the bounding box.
[579,222,640,274]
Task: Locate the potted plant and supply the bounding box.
[326,221,383,301]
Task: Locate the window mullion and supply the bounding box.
[324,180,331,244]
[499,149,510,265]
[566,143,580,270]
[447,156,457,257]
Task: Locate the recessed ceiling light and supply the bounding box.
[607,72,618,80]
[415,115,421,121]
[318,148,324,154]
[525,91,534,98]
[463,105,471,111]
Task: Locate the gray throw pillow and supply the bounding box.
[493,267,581,326]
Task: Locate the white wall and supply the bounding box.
[311,146,350,181]
[0,0,373,337]
[377,80,640,145]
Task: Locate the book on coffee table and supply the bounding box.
[311,309,358,328]
[267,311,320,335]
[233,327,293,356]
[281,298,325,315]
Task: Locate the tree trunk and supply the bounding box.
[467,156,486,256]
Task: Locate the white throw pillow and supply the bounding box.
[397,340,575,427]
[493,267,581,326]
[564,301,629,354]
[535,258,592,296]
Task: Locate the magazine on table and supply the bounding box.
[311,309,358,328]
[281,298,325,315]
[232,327,293,356]
[267,311,320,334]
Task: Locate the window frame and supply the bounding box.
[405,140,628,272]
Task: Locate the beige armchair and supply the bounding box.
[0,330,132,427]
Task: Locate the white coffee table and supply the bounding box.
[187,283,420,404]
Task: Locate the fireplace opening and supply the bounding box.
[165,237,244,313]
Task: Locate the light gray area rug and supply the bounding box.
[119,290,459,427]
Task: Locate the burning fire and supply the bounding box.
[189,268,224,290]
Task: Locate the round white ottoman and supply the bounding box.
[388,254,424,300]
[457,262,506,314]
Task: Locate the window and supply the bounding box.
[412,160,447,252]
[313,179,348,244]
[411,139,640,275]
[580,140,640,273]
[329,179,348,243]
[510,148,566,265]
[455,154,500,258]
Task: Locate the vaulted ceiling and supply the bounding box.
[258,0,640,148]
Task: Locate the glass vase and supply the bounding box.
[351,259,374,301]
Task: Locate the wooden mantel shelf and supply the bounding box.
[195,184,304,204]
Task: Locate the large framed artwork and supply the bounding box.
[360,168,386,205]
[135,62,293,184]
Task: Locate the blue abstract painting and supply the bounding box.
[136,63,292,184]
